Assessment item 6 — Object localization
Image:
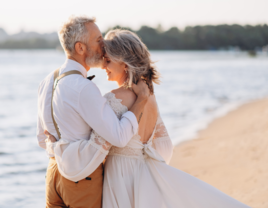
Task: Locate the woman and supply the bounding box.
[46,29,250,208]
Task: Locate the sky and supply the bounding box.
[0,0,267,34]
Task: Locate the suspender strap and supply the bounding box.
[51,69,61,139]
[51,69,83,139]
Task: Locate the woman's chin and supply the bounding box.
[106,76,113,81]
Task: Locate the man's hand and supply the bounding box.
[131,79,150,101]
[44,130,57,143]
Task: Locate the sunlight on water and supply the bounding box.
[0,50,268,207]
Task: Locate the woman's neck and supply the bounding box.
[116,74,128,87]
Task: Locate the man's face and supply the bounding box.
[84,22,104,68]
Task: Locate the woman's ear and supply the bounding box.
[124,64,128,70]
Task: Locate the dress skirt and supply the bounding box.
[103,154,250,208]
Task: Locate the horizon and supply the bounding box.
[1,22,267,36]
[0,0,267,34]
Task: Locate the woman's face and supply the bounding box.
[102,55,127,83]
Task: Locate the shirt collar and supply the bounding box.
[60,59,87,78]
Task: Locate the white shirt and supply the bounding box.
[46,92,174,182]
[37,59,138,153]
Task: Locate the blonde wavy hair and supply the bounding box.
[104,29,160,94]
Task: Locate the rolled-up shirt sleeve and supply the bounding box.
[77,82,138,147]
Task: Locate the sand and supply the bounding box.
[170,99,268,208]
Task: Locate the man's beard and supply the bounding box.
[85,49,103,68]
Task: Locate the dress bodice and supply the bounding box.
[104,92,165,162]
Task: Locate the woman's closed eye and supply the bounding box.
[104,57,111,64]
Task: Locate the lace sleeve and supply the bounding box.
[90,131,112,151]
[86,92,128,151]
[45,132,112,157]
[152,116,173,164]
[45,139,57,156]
[46,134,111,182]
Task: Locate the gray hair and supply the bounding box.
[58,15,96,54]
[104,29,160,93]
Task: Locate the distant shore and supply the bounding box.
[1,24,268,51]
[170,98,268,208]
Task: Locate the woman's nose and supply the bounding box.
[101,61,106,70]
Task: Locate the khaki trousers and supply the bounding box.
[46,158,103,208]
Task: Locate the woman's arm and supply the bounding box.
[152,115,174,164]
[44,130,110,182]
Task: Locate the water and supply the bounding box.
[0,50,268,207]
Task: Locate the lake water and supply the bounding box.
[0,50,268,207]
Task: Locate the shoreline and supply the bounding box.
[172,100,245,146]
[170,98,268,208]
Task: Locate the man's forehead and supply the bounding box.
[85,22,101,38]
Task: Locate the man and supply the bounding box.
[37,16,149,208]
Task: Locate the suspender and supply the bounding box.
[51,69,83,139]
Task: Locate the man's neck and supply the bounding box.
[67,55,90,71]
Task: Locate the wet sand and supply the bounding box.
[170,99,268,208]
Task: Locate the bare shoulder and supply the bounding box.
[111,88,137,110]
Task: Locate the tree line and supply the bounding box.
[1,24,268,50]
[0,38,60,49]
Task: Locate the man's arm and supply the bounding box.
[37,113,47,149]
[36,82,47,149]
[77,80,149,148]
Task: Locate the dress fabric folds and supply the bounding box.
[102,93,250,208]
[48,92,250,208]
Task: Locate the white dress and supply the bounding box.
[102,93,250,208]
[47,92,250,208]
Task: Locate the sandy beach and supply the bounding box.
[170,99,268,208]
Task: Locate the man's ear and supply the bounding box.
[74,42,86,55]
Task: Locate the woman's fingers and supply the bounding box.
[44,130,57,143]
[44,130,51,136]
[131,79,150,97]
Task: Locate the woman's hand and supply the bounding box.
[132,79,150,100]
[44,130,57,143]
